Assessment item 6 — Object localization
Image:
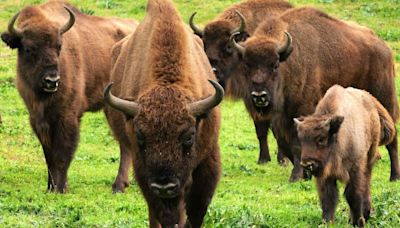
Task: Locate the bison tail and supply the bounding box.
[374,97,396,146]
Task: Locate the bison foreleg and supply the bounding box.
[317,177,338,222]
[254,120,271,164]
[42,119,79,193]
[186,154,220,228]
[112,144,133,193]
[386,133,400,181]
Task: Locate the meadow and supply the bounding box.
[0,0,400,227]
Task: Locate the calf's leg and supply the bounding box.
[317,177,338,222]
[344,173,366,227]
[386,134,400,181]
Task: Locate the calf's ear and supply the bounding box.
[328,115,344,135]
[234,32,249,42]
[1,32,21,49]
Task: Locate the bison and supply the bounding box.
[190,0,293,164]
[1,1,137,193]
[294,85,395,227]
[104,0,224,227]
[230,7,400,182]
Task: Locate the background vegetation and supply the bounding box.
[1,0,399,227]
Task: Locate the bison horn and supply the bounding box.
[232,10,246,34]
[188,80,224,117]
[59,6,75,35]
[8,12,23,38]
[104,83,140,117]
[277,31,292,55]
[229,32,246,56]
[189,12,204,37]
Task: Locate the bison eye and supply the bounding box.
[181,128,196,151]
[23,46,35,57]
[224,44,233,56]
[135,129,146,149]
[316,137,326,147]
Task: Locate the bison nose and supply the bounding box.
[300,159,319,172]
[43,75,60,93]
[150,179,180,199]
[251,91,269,107]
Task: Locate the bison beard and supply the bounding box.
[1,1,136,193]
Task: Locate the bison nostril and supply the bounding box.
[44,76,60,83]
[251,91,268,98]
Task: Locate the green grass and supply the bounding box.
[1,0,400,227]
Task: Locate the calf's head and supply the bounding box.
[190,11,249,86]
[105,80,223,200]
[1,7,75,94]
[294,115,344,176]
[230,31,293,111]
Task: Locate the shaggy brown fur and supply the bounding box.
[295,85,395,227]
[236,7,399,182]
[1,1,137,193]
[105,0,222,227]
[192,0,293,164]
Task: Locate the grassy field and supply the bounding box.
[1,0,400,227]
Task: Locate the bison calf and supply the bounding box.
[295,85,395,227]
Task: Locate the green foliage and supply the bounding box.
[0,0,399,227]
[80,7,95,15]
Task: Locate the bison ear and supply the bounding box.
[1,32,21,49]
[279,46,293,62]
[328,115,344,135]
[293,117,304,127]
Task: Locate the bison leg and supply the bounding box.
[386,134,400,181]
[186,154,220,228]
[112,144,132,193]
[254,120,271,164]
[344,173,366,227]
[46,119,79,193]
[289,150,303,182]
[317,177,338,222]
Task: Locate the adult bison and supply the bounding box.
[104,0,223,227]
[190,0,293,164]
[230,7,400,181]
[1,1,137,193]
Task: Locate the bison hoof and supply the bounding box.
[357,217,365,227]
[390,173,400,182]
[112,181,129,194]
[289,174,303,182]
[257,158,271,164]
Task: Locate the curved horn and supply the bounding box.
[104,83,140,117]
[232,10,246,34]
[8,12,23,37]
[59,6,75,35]
[189,12,204,37]
[229,32,245,56]
[188,80,224,117]
[277,31,292,54]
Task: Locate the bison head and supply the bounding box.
[189,11,249,87]
[1,7,75,94]
[294,115,344,177]
[104,80,223,201]
[230,31,293,112]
